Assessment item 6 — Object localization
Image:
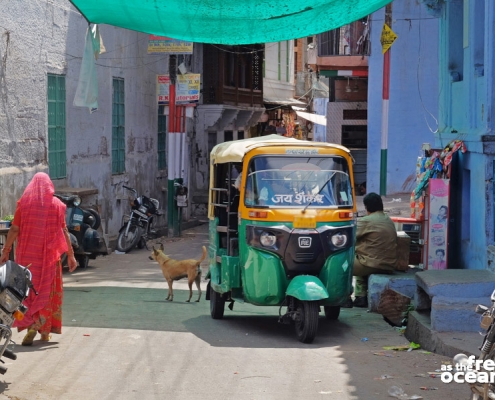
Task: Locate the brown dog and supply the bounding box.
[149,244,206,302]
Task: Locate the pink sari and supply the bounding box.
[12,172,68,332]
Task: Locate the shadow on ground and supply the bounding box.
[63,286,398,349]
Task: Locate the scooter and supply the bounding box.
[0,260,35,374]
[54,193,107,268]
[116,185,162,253]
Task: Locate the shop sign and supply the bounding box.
[148,35,193,54]
[157,74,200,104]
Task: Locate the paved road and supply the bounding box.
[0,224,470,399]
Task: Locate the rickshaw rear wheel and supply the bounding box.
[294,300,319,344]
[210,285,225,319]
[324,306,340,320]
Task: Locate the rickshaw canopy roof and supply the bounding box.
[68,0,391,45]
[210,134,351,164]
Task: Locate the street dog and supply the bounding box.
[149,244,206,302]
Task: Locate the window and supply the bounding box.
[447,0,464,81]
[245,156,353,208]
[47,74,67,179]
[318,19,370,56]
[158,105,167,169]
[112,78,125,174]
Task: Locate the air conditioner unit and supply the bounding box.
[391,217,426,268]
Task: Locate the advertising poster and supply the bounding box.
[427,179,449,269]
[156,74,200,104]
[147,35,193,54]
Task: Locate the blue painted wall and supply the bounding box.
[438,0,495,270]
[367,0,439,195]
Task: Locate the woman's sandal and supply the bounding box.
[40,333,52,342]
[22,329,38,346]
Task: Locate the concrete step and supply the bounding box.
[368,270,421,312]
[431,296,491,332]
[415,269,495,298]
[405,310,481,358]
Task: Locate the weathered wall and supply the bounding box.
[368,0,439,195]
[436,0,495,270]
[0,0,175,246]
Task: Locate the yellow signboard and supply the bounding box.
[148,35,193,54]
[380,23,397,54]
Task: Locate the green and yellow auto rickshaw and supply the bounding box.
[206,134,357,343]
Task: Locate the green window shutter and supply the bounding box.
[47,74,66,179]
[112,78,125,174]
[157,105,167,170]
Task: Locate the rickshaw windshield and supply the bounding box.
[244,156,353,208]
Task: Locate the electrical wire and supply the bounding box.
[416,18,439,135]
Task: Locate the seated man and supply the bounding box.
[350,192,398,308]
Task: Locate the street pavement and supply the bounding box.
[0,222,472,399]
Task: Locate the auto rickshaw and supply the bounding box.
[206,134,357,343]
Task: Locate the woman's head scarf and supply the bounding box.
[14,172,68,328]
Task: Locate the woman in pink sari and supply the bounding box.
[0,172,77,345]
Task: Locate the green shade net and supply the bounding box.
[69,0,392,45]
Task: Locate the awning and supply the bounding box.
[68,0,392,45]
[296,111,327,127]
[263,97,307,107]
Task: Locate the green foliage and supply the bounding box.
[2,215,14,222]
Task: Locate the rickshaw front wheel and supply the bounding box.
[294,300,319,344]
[210,285,225,320]
[324,306,340,320]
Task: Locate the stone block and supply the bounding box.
[430,296,491,332]
[368,271,418,312]
[415,269,495,298]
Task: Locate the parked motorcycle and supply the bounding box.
[0,260,35,374]
[116,185,162,253]
[54,193,107,268]
[461,289,495,399]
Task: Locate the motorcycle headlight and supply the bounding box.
[73,196,81,207]
[330,232,348,248]
[260,231,277,247]
[139,205,147,213]
[0,289,21,313]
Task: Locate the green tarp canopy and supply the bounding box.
[69,0,392,45]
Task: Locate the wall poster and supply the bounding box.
[427,178,449,269]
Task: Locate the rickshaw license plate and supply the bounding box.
[293,216,316,229]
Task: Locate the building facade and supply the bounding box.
[0,1,180,247]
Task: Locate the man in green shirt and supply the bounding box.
[352,192,398,308]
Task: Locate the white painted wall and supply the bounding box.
[264,41,295,100]
[0,0,190,245]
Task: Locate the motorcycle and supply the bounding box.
[0,260,35,374]
[463,290,495,399]
[54,193,108,269]
[116,185,162,253]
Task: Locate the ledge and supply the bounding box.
[55,187,99,196]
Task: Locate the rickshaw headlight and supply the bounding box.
[260,232,277,247]
[330,232,347,248]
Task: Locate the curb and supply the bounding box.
[405,311,479,358]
